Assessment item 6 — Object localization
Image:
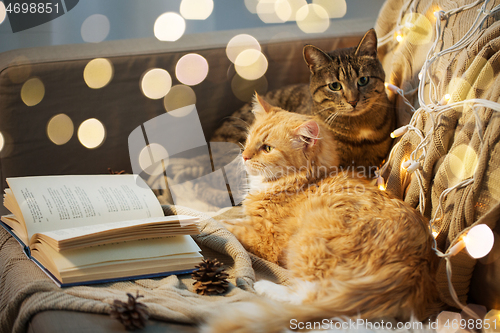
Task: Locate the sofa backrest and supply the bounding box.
[0,25,368,215]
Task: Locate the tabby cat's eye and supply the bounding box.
[262,144,273,153]
[328,82,342,91]
[357,76,369,86]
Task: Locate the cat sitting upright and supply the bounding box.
[204,95,439,333]
[211,29,395,174]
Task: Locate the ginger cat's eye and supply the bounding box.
[262,144,273,153]
[357,76,369,86]
[328,82,342,91]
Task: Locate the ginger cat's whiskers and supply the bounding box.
[206,94,441,333]
[211,29,395,177]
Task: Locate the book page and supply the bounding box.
[39,215,198,242]
[6,175,164,240]
[40,235,201,270]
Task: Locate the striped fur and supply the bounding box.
[203,97,440,333]
[211,29,395,175]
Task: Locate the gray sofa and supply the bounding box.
[3,0,500,330]
[0,21,370,332]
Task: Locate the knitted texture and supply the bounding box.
[376,0,500,308]
[0,205,293,333]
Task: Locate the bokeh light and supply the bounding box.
[235,49,268,80]
[313,0,346,18]
[231,74,268,102]
[285,0,308,21]
[21,77,45,106]
[465,224,494,259]
[448,144,478,184]
[141,68,172,99]
[154,12,186,42]
[175,53,209,86]
[296,4,330,34]
[257,0,287,23]
[465,56,494,94]
[447,77,472,104]
[139,143,169,175]
[7,56,31,84]
[244,0,259,14]
[0,131,4,153]
[0,1,6,25]
[78,118,106,149]
[47,114,74,145]
[169,104,197,118]
[83,58,114,89]
[475,61,495,91]
[484,309,500,333]
[226,34,261,64]
[180,0,214,20]
[275,0,292,22]
[81,14,110,43]
[436,311,461,333]
[401,13,433,45]
[164,85,197,112]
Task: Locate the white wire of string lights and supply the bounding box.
[376,0,500,319]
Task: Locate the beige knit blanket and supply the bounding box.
[376,0,500,308]
[2,0,500,331]
[0,205,291,333]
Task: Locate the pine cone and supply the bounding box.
[192,258,230,295]
[110,292,149,330]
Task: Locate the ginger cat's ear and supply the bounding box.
[295,120,320,149]
[252,93,273,117]
[355,29,378,58]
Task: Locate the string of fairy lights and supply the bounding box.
[375,0,500,319]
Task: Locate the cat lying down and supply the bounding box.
[201,95,441,333]
[211,29,395,173]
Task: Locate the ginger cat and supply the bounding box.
[204,95,439,333]
[211,29,394,173]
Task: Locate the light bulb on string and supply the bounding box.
[439,94,451,105]
[395,30,404,43]
[384,82,400,93]
[400,158,421,173]
[433,8,444,20]
[401,159,412,170]
[431,228,439,238]
[390,125,409,139]
[377,176,386,191]
[406,161,421,173]
[447,224,494,259]
[404,21,416,30]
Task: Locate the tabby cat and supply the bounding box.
[211,29,395,172]
[204,95,438,333]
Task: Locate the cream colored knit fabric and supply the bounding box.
[376,0,500,307]
[0,205,290,333]
[2,2,500,331]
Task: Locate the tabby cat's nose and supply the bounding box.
[348,99,358,107]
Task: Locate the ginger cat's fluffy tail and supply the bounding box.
[201,261,439,333]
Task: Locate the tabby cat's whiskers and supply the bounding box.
[211,28,395,177]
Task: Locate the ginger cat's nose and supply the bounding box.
[242,151,251,161]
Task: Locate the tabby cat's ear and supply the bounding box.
[252,93,273,117]
[303,45,331,74]
[295,120,320,149]
[355,29,378,58]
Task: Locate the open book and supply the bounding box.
[0,174,203,287]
